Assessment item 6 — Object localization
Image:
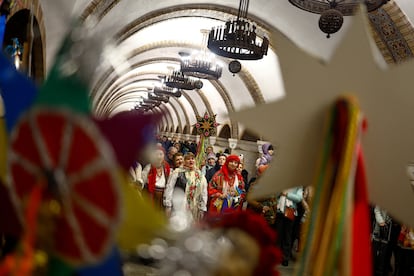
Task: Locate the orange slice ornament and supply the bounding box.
[7,108,122,266]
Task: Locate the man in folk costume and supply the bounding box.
[142,146,171,210]
[208,155,246,214]
[274,187,303,267]
[205,153,226,183]
[163,152,208,222]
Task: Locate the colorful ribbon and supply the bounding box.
[297,95,372,275]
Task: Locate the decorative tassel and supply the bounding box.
[296,96,372,275]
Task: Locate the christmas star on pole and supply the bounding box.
[231,6,414,227]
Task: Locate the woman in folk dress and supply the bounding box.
[208,155,246,214]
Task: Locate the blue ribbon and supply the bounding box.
[0,15,6,46]
[0,53,37,132]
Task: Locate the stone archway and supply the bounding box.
[3,8,45,83]
[218,124,231,139]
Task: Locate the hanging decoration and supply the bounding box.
[164,70,203,90]
[179,29,223,80]
[195,112,218,138]
[208,0,269,60]
[288,0,389,38]
[194,112,219,168]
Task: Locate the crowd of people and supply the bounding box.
[129,135,414,274]
[128,136,314,268]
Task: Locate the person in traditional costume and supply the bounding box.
[163,152,208,222]
[166,146,178,167]
[208,154,246,214]
[172,152,184,170]
[258,143,274,167]
[205,153,226,183]
[142,146,171,210]
[274,186,303,267]
[201,152,217,177]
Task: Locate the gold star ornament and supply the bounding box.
[231,7,414,227]
[194,112,219,137]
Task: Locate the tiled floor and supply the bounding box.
[278,262,296,276]
[123,262,296,275]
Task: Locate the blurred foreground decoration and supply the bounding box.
[8,108,122,265]
[231,5,414,228]
[297,96,372,275]
[116,170,166,251]
[156,210,281,276]
[0,18,164,275]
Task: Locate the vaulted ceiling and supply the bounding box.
[38,0,414,139]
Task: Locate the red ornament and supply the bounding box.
[8,108,121,265]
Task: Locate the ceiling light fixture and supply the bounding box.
[152,86,182,98]
[148,93,169,103]
[288,0,389,38]
[163,70,204,90]
[180,29,223,80]
[208,0,269,60]
[143,99,162,107]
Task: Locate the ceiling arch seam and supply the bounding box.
[170,96,191,134]
[92,49,264,118]
[93,42,265,108]
[158,103,175,132]
[113,4,273,49]
[166,98,183,133]
[210,80,238,138]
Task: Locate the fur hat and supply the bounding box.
[207,153,217,160]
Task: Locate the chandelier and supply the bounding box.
[133,95,164,112]
[164,70,203,90]
[148,92,169,103]
[140,103,155,110]
[288,0,390,38]
[143,99,161,107]
[208,0,269,60]
[180,29,223,80]
[152,86,182,98]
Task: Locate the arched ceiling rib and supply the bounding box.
[113,4,270,44]
[39,0,414,138]
[196,89,214,117]
[167,98,183,133]
[86,10,280,132]
[180,91,199,118]
[92,42,268,112]
[158,105,173,131]
[209,80,239,138]
[172,96,191,133]
[160,102,177,131]
[158,108,168,131]
[91,48,262,138]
